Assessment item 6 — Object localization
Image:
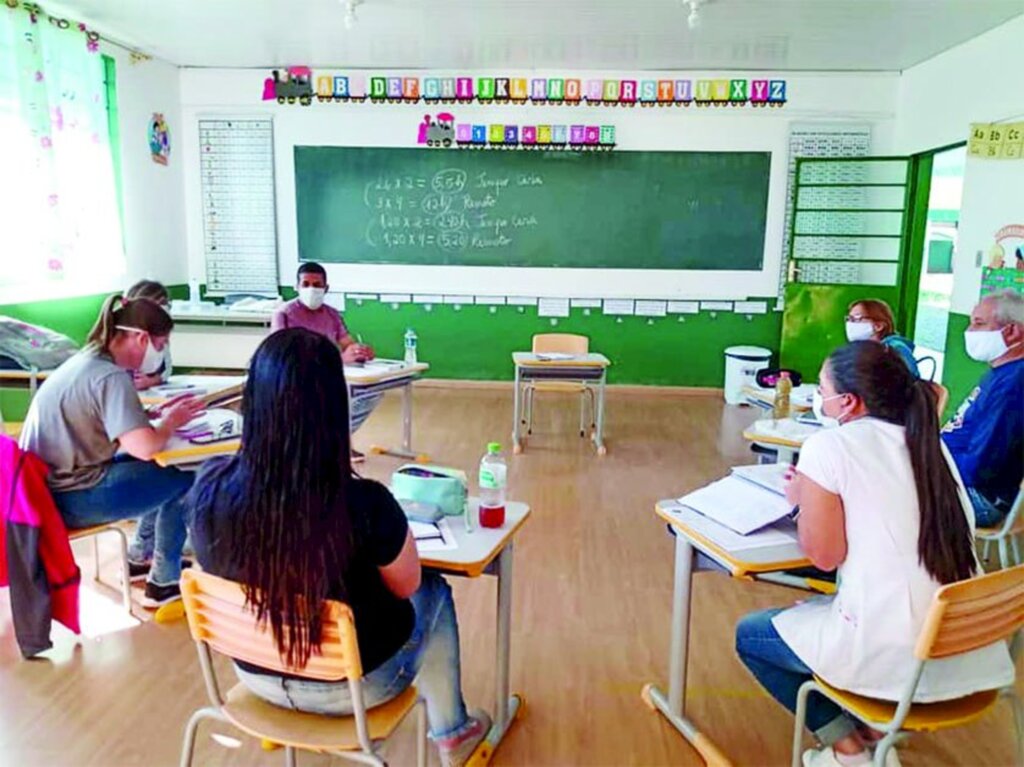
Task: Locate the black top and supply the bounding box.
[188,457,414,675]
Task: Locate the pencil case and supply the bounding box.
[391,465,467,517]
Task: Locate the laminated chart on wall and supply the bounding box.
[199,119,278,294]
[968,122,1024,160]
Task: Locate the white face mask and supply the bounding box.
[812,390,842,428]
[964,328,1014,363]
[845,321,875,342]
[117,326,164,374]
[298,286,326,310]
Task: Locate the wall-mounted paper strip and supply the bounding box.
[413,294,444,304]
[603,299,635,316]
[507,297,539,306]
[474,296,506,305]
[667,301,700,314]
[346,293,378,301]
[380,294,412,304]
[700,301,734,312]
[325,294,346,311]
[443,296,469,305]
[570,299,602,308]
[734,301,768,314]
[538,298,570,318]
[635,300,668,318]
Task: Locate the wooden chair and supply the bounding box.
[927,381,949,418]
[791,565,1024,767]
[67,522,132,612]
[178,570,426,767]
[525,334,595,438]
[978,481,1024,571]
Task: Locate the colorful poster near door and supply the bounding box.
[149,113,170,165]
[980,224,1024,297]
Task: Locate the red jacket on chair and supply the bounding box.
[0,435,81,657]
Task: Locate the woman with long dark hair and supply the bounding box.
[188,328,489,767]
[735,341,1013,767]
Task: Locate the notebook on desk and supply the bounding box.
[730,463,788,496]
[677,474,792,535]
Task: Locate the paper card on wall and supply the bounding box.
[325,293,346,311]
[570,299,602,308]
[700,301,734,312]
[413,294,444,304]
[635,300,667,317]
[733,301,768,314]
[474,296,506,305]
[538,298,570,318]
[507,296,538,306]
[603,299,635,316]
[380,294,412,303]
[346,293,378,301]
[667,301,700,314]
[443,295,468,305]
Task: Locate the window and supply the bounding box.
[0,7,124,302]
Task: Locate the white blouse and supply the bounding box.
[772,418,1014,702]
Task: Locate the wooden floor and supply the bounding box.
[1,387,1020,767]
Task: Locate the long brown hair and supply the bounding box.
[86,294,174,352]
[191,329,355,667]
[847,298,896,339]
[827,341,975,584]
[125,279,170,305]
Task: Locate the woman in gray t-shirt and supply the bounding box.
[20,294,203,607]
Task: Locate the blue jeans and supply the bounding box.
[349,392,383,434]
[51,459,193,586]
[234,572,471,740]
[968,487,1007,528]
[735,608,857,746]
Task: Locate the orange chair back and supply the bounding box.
[532,334,589,355]
[180,569,361,682]
[915,564,1024,660]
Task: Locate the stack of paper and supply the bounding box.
[731,463,789,497]
[535,352,575,361]
[678,475,793,535]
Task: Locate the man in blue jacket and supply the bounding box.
[942,290,1024,527]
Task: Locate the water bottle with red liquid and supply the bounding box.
[478,442,507,528]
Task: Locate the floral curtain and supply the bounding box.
[0,3,123,295]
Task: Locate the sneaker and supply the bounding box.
[126,558,192,584]
[141,581,182,608]
[439,709,492,767]
[351,449,366,464]
[802,747,869,767]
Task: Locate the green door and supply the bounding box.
[779,156,929,379]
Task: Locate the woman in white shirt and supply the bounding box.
[735,340,1014,767]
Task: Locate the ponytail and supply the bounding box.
[904,378,975,584]
[828,342,975,584]
[86,293,174,353]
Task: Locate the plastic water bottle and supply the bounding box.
[188,277,202,307]
[478,442,507,528]
[773,371,792,420]
[404,328,418,364]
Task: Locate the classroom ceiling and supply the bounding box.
[50,0,1024,72]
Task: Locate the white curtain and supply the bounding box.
[0,5,123,296]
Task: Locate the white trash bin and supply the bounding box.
[723,345,772,404]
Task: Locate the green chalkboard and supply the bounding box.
[294,147,769,270]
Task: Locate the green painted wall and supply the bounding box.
[940,311,987,420]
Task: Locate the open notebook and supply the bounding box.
[677,472,793,536]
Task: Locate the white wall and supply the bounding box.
[894,14,1024,156]
[179,69,897,300]
[107,47,189,288]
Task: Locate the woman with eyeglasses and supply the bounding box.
[19,294,203,607]
[734,341,1013,767]
[843,299,920,376]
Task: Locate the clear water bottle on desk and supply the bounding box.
[478,442,507,529]
[773,370,792,420]
[404,328,418,364]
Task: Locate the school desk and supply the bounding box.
[169,306,272,370]
[741,417,821,464]
[152,435,241,468]
[741,383,815,413]
[641,500,808,766]
[511,352,611,456]
[137,374,247,407]
[345,359,431,462]
[0,366,52,398]
[421,499,531,766]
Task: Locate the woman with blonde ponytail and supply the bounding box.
[19,294,204,607]
[734,341,1013,767]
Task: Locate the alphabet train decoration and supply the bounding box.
[416,113,616,151]
[262,68,787,108]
